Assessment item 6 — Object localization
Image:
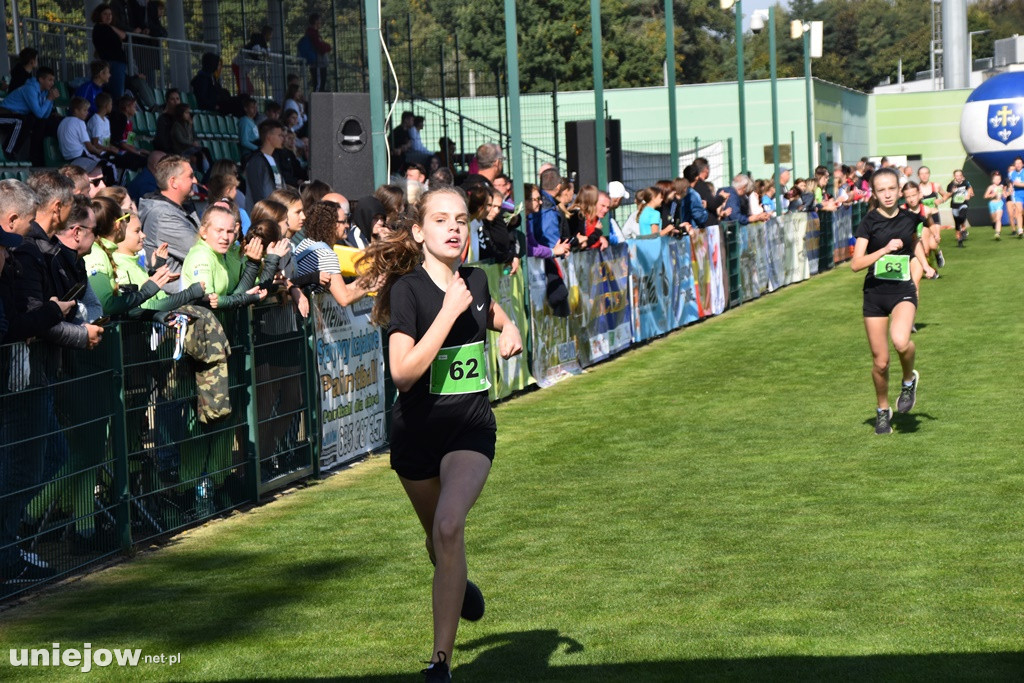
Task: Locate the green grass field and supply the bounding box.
[3,229,1024,681]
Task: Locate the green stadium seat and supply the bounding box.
[194,112,210,139]
[55,81,70,108]
[186,92,198,109]
[0,147,30,168]
[43,138,63,167]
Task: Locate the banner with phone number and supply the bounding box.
[311,293,387,471]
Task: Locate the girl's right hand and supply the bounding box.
[442,273,473,317]
[244,237,264,261]
[886,238,903,253]
[154,242,169,262]
[208,292,219,308]
[552,238,571,256]
[267,239,291,258]
[148,265,172,289]
[319,271,332,286]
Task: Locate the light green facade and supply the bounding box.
[869,88,975,186]
[425,78,969,188]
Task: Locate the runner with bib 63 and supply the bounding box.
[850,167,935,435]
[358,187,522,682]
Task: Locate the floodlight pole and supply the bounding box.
[665,0,678,178]
[735,0,747,174]
[364,0,387,187]
[769,7,781,204]
[503,0,524,215]
[804,28,813,176]
[591,0,608,199]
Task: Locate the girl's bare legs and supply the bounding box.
[400,450,491,665]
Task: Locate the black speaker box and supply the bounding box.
[310,92,375,199]
[564,119,622,188]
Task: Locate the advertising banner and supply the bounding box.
[805,214,821,276]
[833,204,853,263]
[628,238,674,342]
[311,294,387,471]
[764,217,785,292]
[690,228,714,317]
[564,244,633,367]
[706,225,727,315]
[783,212,810,285]
[525,257,582,387]
[479,263,534,400]
[736,223,762,302]
[668,236,700,328]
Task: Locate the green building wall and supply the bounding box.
[422,78,968,190]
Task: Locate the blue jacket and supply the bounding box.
[3,78,53,119]
[720,187,751,225]
[678,188,708,228]
[529,189,562,250]
[74,80,103,115]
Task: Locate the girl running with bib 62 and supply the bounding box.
[359,187,523,682]
[851,167,935,435]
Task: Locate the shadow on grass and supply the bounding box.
[217,628,1024,680]
[11,550,368,651]
[861,412,937,433]
[893,411,937,433]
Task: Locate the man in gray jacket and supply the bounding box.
[140,155,199,275]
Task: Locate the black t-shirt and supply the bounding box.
[947,179,972,207]
[92,24,127,63]
[387,265,494,432]
[854,208,921,291]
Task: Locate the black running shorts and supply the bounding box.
[863,286,917,318]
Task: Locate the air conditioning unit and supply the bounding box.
[994,35,1024,67]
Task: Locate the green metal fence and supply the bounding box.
[0,302,316,601]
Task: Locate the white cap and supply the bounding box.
[608,180,629,200]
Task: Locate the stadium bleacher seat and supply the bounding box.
[43,138,63,168]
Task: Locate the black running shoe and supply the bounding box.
[875,408,893,435]
[422,652,452,683]
[896,370,919,414]
[462,580,485,621]
[936,251,945,267]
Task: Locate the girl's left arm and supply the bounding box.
[488,299,523,359]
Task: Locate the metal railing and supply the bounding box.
[228,49,309,103]
[0,301,316,601]
[123,33,219,96]
[19,18,93,84]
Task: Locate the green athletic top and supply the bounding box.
[181,239,278,308]
[84,238,206,315]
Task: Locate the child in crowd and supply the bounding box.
[984,170,1007,239]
